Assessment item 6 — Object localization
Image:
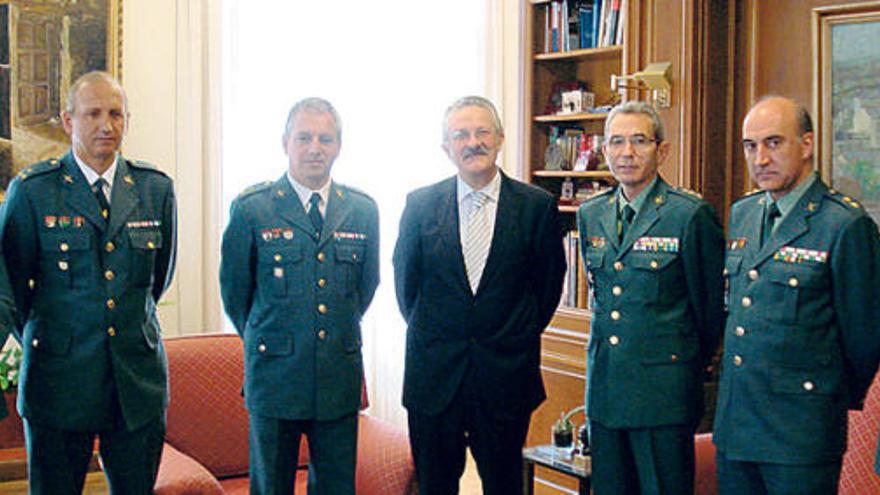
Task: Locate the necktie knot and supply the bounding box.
[622,204,636,224]
[761,202,781,247]
[308,192,323,237]
[470,192,488,216]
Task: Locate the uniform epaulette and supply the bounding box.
[127,160,169,177]
[582,187,614,205]
[826,189,864,211]
[733,188,764,204]
[17,158,62,181]
[237,181,273,199]
[671,187,703,200]
[335,183,377,204]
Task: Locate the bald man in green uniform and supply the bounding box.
[578,101,724,494]
[0,71,177,494]
[714,96,880,494]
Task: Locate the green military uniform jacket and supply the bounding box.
[578,178,725,428]
[220,177,379,421]
[714,174,880,464]
[0,152,177,431]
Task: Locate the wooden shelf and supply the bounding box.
[533,170,613,178]
[534,112,609,123]
[558,205,579,213]
[535,45,623,62]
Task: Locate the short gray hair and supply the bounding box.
[442,96,504,142]
[65,71,127,114]
[283,97,342,141]
[604,100,665,143]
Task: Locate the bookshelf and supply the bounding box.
[523,1,632,492]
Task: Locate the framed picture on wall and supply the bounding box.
[814,4,880,224]
[0,0,122,198]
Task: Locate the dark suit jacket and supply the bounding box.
[714,174,880,465]
[578,178,725,429]
[0,152,176,431]
[393,172,566,417]
[220,177,379,421]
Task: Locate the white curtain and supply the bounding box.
[220,0,508,427]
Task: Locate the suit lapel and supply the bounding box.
[599,191,620,252]
[476,173,516,295]
[617,180,665,258]
[319,183,354,248]
[748,180,824,267]
[434,178,470,295]
[60,153,106,231]
[270,176,314,237]
[106,158,141,240]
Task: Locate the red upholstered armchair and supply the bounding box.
[154,333,417,495]
[693,371,880,495]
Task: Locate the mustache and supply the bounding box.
[462,146,489,160]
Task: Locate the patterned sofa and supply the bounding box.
[694,372,880,494]
[154,333,417,494]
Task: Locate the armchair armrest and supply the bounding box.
[356,413,417,495]
[155,442,224,495]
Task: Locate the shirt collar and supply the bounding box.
[457,168,502,205]
[73,150,118,189]
[617,176,658,215]
[287,172,332,209]
[765,172,817,218]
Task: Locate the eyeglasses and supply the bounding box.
[606,134,659,152]
[449,128,494,142]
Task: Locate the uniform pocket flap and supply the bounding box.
[41,232,90,252]
[640,335,697,365]
[770,367,843,395]
[767,264,824,288]
[584,250,605,268]
[257,244,302,264]
[629,253,677,271]
[335,242,366,264]
[725,255,743,276]
[128,230,163,250]
[255,334,294,356]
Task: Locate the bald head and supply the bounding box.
[65,71,128,114]
[742,96,815,200]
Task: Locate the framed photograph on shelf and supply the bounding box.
[814,4,880,224]
[0,0,122,197]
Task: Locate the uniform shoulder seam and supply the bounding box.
[17,158,61,181]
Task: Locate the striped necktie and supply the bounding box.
[464,191,491,293]
[93,178,110,220]
[308,192,323,238]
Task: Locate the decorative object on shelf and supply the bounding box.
[545,81,589,115]
[0,339,22,392]
[561,178,576,201]
[544,127,565,171]
[573,134,600,171]
[561,90,596,115]
[611,61,673,108]
[552,412,575,451]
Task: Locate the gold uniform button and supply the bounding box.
[748,269,759,281]
[741,296,752,308]
[105,242,115,252]
[610,310,621,321]
[733,355,743,366]
[608,335,620,345]
[803,381,815,391]
[649,260,659,269]
[735,326,746,337]
[670,353,679,362]
[317,252,326,262]
[32,338,39,348]
[318,278,327,288]
[58,261,69,271]
[258,343,267,353]
[788,277,799,288]
[147,241,156,249]
[318,304,328,314]
[352,253,358,261]
[104,270,115,281]
[723,268,729,276]
[106,299,116,310]
[612,286,622,296]
[60,242,69,252]
[274,254,282,262]
[107,327,116,337]
[613,261,624,271]
[318,329,327,340]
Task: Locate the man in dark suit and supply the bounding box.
[577,101,725,494]
[393,96,566,495]
[220,97,379,495]
[0,71,177,494]
[713,96,880,494]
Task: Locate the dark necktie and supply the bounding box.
[761,202,781,247]
[308,192,323,237]
[618,204,635,242]
[93,178,110,220]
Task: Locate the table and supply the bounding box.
[522,445,591,495]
